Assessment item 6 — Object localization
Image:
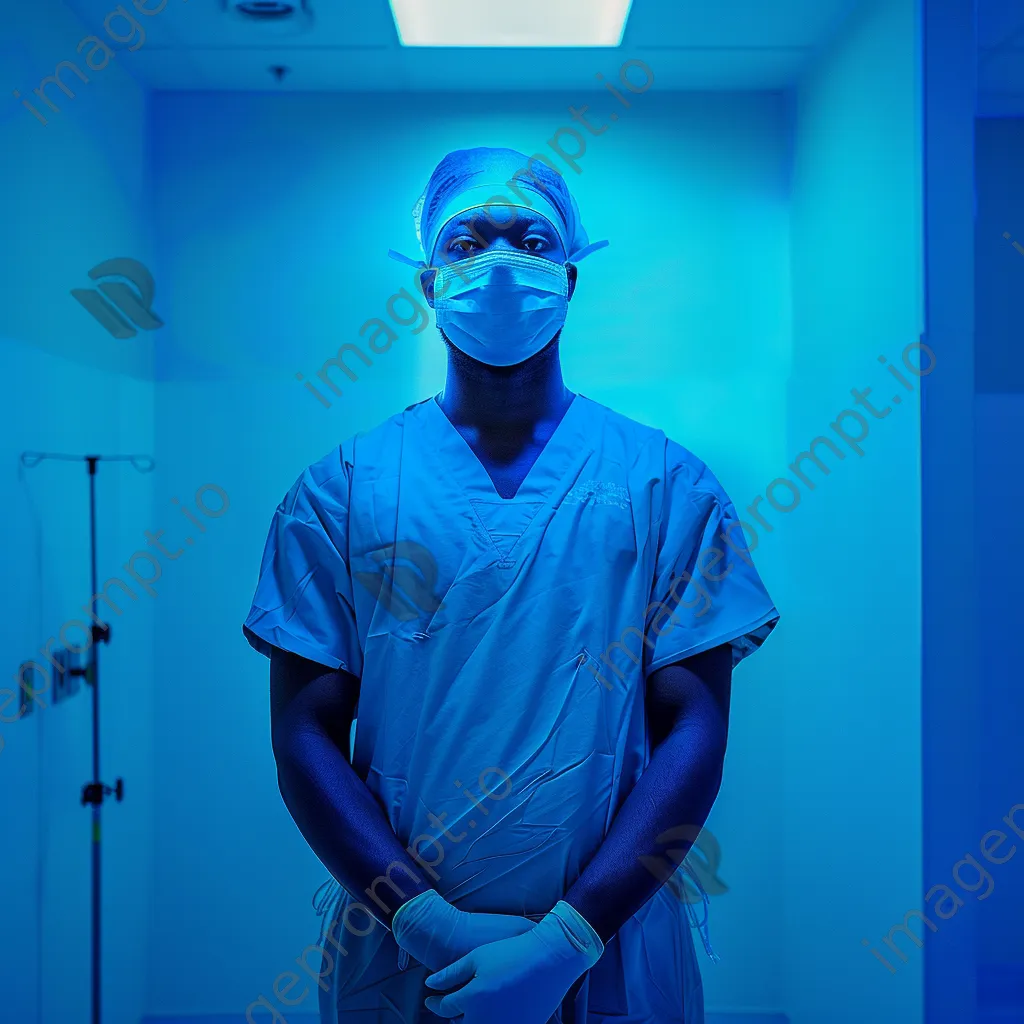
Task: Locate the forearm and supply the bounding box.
[563,719,724,942]
[274,715,431,925]
[564,648,732,944]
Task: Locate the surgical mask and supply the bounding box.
[432,249,570,367]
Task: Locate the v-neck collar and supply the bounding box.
[423,392,587,503]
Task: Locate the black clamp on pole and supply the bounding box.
[81,778,125,807]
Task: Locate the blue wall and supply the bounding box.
[973,115,1024,1018]
[786,0,923,1022]
[921,1,979,1020]
[0,2,155,1024]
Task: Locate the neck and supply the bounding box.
[438,336,573,432]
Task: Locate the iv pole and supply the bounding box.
[20,451,155,1024]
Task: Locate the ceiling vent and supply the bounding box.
[222,0,314,35]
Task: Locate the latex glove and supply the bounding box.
[423,900,603,1023]
[391,888,537,974]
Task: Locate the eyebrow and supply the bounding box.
[445,212,556,234]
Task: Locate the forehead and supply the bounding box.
[439,206,562,238]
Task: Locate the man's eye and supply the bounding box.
[523,237,548,252]
[449,238,477,254]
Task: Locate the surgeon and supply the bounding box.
[243,147,779,1024]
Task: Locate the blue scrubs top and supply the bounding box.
[244,394,779,1024]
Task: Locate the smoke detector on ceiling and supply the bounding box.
[222,0,314,35]
[238,1,293,14]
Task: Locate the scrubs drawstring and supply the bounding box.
[313,878,342,947]
[681,863,720,963]
[316,877,411,973]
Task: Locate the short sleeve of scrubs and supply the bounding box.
[242,447,361,675]
[646,444,779,672]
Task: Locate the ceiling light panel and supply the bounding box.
[389,0,633,47]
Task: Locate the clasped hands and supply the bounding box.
[391,889,603,1024]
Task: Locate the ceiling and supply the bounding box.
[59,0,862,93]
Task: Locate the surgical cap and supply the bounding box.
[388,146,607,269]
